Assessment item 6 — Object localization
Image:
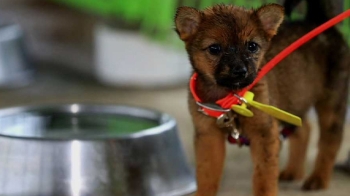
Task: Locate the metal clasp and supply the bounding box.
[231,128,240,140]
[216,112,235,128]
[196,102,231,112]
[216,110,243,146]
[233,94,248,104]
[196,102,231,116]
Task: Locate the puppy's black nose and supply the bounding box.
[232,66,248,78]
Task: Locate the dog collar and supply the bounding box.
[190,73,302,146]
[190,72,303,127]
[189,73,246,118]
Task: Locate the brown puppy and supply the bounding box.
[175,0,350,195]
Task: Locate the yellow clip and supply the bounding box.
[231,91,302,127]
[231,92,254,117]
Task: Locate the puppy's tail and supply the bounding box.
[284,0,335,25]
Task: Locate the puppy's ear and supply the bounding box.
[255,4,284,37]
[175,7,202,41]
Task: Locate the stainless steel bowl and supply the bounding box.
[0,104,196,196]
[0,23,34,89]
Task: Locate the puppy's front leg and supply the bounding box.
[193,115,226,196]
[246,117,280,196]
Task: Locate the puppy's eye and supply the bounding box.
[247,42,259,53]
[208,44,221,55]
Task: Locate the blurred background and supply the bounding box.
[0,0,349,195]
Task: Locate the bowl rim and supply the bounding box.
[0,103,177,141]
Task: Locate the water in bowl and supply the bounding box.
[0,112,159,139]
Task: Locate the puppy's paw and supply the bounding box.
[302,174,329,191]
[279,169,303,182]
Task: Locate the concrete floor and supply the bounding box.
[0,70,350,196]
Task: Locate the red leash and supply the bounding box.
[191,9,350,118]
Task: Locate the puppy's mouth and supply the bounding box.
[216,74,255,91]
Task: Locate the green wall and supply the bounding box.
[54,0,349,44]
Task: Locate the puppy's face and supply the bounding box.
[175,4,284,91]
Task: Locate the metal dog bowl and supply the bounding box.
[0,104,196,196]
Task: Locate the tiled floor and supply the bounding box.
[0,70,349,196]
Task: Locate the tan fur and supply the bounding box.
[175,1,350,196]
[279,119,311,181]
